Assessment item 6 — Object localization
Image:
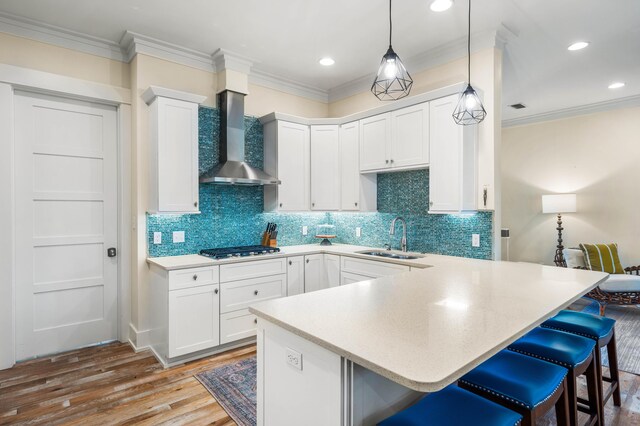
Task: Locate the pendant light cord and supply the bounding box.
[467,0,471,82]
[389,0,393,47]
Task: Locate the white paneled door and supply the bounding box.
[14,92,118,360]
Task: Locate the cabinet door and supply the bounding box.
[429,95,462,213]
[287,256,305,296]
[390,103,429,168]
[339,122,360,211]
[156,97,199,213]
[278,121,310,211]
[168,284,220,358]
[359,113,391,172]
[304,254,326,293]
[310,125,340,210]
[325,254,340,288]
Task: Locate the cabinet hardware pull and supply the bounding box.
[289,260,292,265]
[194,201,198,208]
[254,318,258,324]
[214,288,219,294]
[355,202,358,206]
[312,202,315,207]
[390,159,394,163]
[306,259,309,264]
[192,274,198,280]
[429,201,434,207]
[279,203,283,207]
[254,290,259,295]
[385,159,389,164]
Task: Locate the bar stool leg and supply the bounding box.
[608,332,621,407]
[585,351,602,426]
[566,370,578,426]
[554,378,570,426]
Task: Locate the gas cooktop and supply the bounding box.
[199,245,280,259]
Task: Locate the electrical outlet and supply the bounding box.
[153,232,162,245]
[286,348,302,370]
[356,227,362,237]
[302,226,308,236]
[173,231,185,243]
[472,234,480,247]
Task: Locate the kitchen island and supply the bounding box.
[249,256,607,426]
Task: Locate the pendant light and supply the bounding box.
[452,0,486,125]
[371,0,413,101]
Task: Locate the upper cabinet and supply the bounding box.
[359,103,429,173]
[339,122,376,212]
[310,125,340,211]
[144,86,206,214]
[264,121,310,211]
[428,94,477,214]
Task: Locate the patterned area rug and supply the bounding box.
[580,302,640,375]
[196,357,257,426]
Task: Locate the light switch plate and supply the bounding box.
[356,227,362,237]
[153,232,162,245]
[173,231,185,243]
[286,348,302,370]
[302,226,308,236]
[472,234,480,247]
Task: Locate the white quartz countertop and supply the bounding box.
[249,258,608,392]
[146,244,437,270]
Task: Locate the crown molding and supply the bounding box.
[502,94,640,128]
[249,69,329,103]
[119,31,214,72]
[0,11,124,61]
[211,48,253,74]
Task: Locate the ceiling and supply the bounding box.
[0,0,638,122]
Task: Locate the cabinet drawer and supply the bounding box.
[220,274,286,313]
[340,256,410,278]
[220,309,258,345]
[168,266,219,290]
[340,271,376,285]
[220,258,287,282]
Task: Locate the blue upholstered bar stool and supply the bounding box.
[458,350,570,426]
[541,309,620,424]
[377,385,523,426]
[508,327,601,426]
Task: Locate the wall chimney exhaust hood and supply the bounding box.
[199,90,280,186]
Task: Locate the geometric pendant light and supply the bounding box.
[371,0,413,101]
[452,0,487,125]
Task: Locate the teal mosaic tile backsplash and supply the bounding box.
[147,106,493,259]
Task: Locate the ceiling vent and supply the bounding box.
[510,103,527,109]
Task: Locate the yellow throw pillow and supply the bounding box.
[579,243,625,274]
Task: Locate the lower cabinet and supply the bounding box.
[168,284,220,357]
[340,256,410,285]
[220,309,258,345]
[326,254,340,288]
[340,271,376,285]
[286,256,305,296]
[304,254,325,293]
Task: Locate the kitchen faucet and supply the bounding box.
[389,217,407,252]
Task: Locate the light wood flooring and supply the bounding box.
[1,342,639,425]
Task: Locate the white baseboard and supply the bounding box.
[128,323,151,352]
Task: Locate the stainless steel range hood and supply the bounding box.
[200,90,280,185]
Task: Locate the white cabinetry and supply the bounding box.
[169,284,220,357]
[428,94,477,213]
[219,259,287,345]
[304,254,326,293]
[144,87,206,214]
[340,256,410,285]
[264,121,310,211]
[148,264,220,364]
[325,254,340,288]
[310,125,340,210]
[339,121,377,212]
[359,103,429,173]
[287,256,305,296]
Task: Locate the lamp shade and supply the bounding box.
[542,194,577,214]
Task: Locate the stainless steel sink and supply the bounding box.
[356,250,424,260]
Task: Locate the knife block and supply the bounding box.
[261,232,270,246]
[268,238,277,248]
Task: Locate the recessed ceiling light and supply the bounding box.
[608,82,625,89]
[430,0,453,12]
[319,57,335,66]
[567,41,589,51]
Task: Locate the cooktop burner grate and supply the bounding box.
[199,245,280,259]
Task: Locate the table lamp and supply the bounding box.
[542,194,577,266]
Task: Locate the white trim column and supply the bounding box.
[0,83,15,369]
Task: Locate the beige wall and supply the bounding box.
[501,106,640,266]
[0,32,130,88]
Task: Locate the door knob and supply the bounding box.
[107,247,117,257]
[254,290,259,295]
